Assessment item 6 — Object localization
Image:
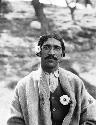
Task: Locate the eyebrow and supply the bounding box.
[43,44,61,47]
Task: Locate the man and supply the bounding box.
[7,33,96,125]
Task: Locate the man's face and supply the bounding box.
[41,38,63,72]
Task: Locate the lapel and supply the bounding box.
[26,69,40,125]
[59,68,76,125]
[39,70,52,125]
[26,67,52,125]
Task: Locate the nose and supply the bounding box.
[48,47,55,55]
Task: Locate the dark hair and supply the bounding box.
[36,32,65,57]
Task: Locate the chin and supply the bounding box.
[42,60,58,69]
[46,63,57,69]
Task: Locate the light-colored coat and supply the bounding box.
[7,67,96,125]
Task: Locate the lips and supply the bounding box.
[48,58,55,61]
[47,58,56,63]
[45,56,57,61]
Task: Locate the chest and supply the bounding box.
[50,82,70,122]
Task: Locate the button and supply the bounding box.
[53,108,56,111]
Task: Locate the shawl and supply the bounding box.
[7,67,96,125]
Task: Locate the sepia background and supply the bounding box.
[0,0,96,125]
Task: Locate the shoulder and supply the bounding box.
[15,69,41,92]
[59,67,80,80]
[59,67,84,89]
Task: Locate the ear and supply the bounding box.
[61,53,63,57]
[36,51,42,57]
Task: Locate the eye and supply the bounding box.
[54,46,61,51]
[43,45,50,50]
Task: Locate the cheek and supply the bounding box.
[57,54,63,62]
[41,51,48,58]
[56,52,62,58]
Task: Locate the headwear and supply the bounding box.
[36,32,65,57]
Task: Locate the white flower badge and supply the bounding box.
[60,95,70,105]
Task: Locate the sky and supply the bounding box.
[39,0,67,7]
[7,0,67,7]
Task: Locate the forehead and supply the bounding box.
[43,38,61,46]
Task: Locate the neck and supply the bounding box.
[42,65,59,74]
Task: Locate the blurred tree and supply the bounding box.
[78,0,93,7]
[0,0,12,15]
[65,0,77,23]
[85,0,92,6]
[0,0,2,14]
[32,0,50,35]
[65,0,93,23]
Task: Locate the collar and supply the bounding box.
[43,69,59,78]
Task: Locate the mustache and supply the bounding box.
[45,55,57,60]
